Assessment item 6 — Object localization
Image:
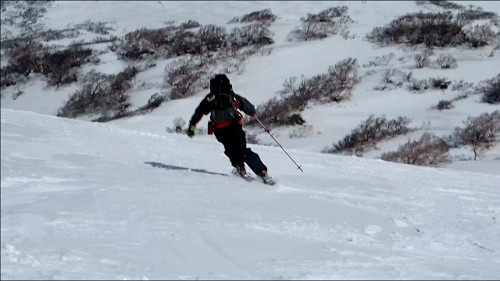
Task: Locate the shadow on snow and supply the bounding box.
[145,161,228,177]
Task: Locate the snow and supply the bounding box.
[2,1,500,279]
[2,108,500,280]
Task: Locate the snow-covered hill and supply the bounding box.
[1,1,499,174]
[2,108,499,279]
[1,1,500,279]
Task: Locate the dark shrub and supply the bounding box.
[324,115,412,155]
[450,110,500,148]
[463,25,495,48]
[180,20,201,29]
[116,27,169,60]
[451,79,474,92]
[381,133,450,166]
[457,9,497,22]
[408,79,430,92]
[240,9,277,23]
[435,54,457,69]
[228,23,274,50]
[75,20,113,35]
[57,67,138,118]
[144,93,166,110]
[428,77,451,89]
[113,20,275,62]
[165,58,206,100]
[427,0,464,10]
[478,74,500,104]
[382,69,404,86]
[169,28,202,56]
[433,99,454,110]
[367,12,464,47]
[198,24,227,52]
[4,43,94,87]
[5,42,47,76]
[252,58,358,127]
[288,6,352,42]
[368,10,497,48]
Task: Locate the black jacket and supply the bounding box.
[189,91,256,128]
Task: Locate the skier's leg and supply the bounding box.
[239,126,267,174]
[215,126,245,168]
[244,147,267,175]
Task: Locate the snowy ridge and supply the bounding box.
[2,108,499,279]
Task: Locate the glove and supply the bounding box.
[187,125,196,138]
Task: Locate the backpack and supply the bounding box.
[209,74,238,124]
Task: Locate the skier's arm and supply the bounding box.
[234,92,256,116]
[189,95,213,126]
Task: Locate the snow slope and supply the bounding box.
[1,1,500,279]
[1,1,499,174]
[2,108,500,280]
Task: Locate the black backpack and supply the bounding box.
[209,74,238,124]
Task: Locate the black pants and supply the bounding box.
[214,119,267,175]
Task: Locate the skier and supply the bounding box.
[186,74,275,185]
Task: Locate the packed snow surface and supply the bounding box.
[2,108,499,279]
[1,1,500,279]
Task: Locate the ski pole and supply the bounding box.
[253,116,303,172]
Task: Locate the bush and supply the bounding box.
[374,69,413,91]
[428,77,451,89]
[426,0,464,10]
[414,49,432,68]
[113,23,203,60]
[433,99,454,110]
[367,11,496,48]
[3,43,94,87]
[451,79,474,92]
[252,58,358,127]
[382,69,404,86]
[362,53,395,68]
[114,20,275,61]
[324,115,412,155]
[165,57,207,99]
[408,79,430,92]
[144,93,166,110]
[239,9,277,23]
[287,6,352,42]
[381,133,450,166]
[450,110,500,148]
[463,24,496,48]
[0,67,24,89]
[228,23,274,50]
[457,9,497,22]
[408,76,451,92]
[289,124,313,138]
[4,42,47,75]
[166,116,187,133]
[198,24,227,52]
[477,74,500,104]
[367,12,463,47]
[57,67,138,118]
[75,20,114,35]
[435,54,457,69]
